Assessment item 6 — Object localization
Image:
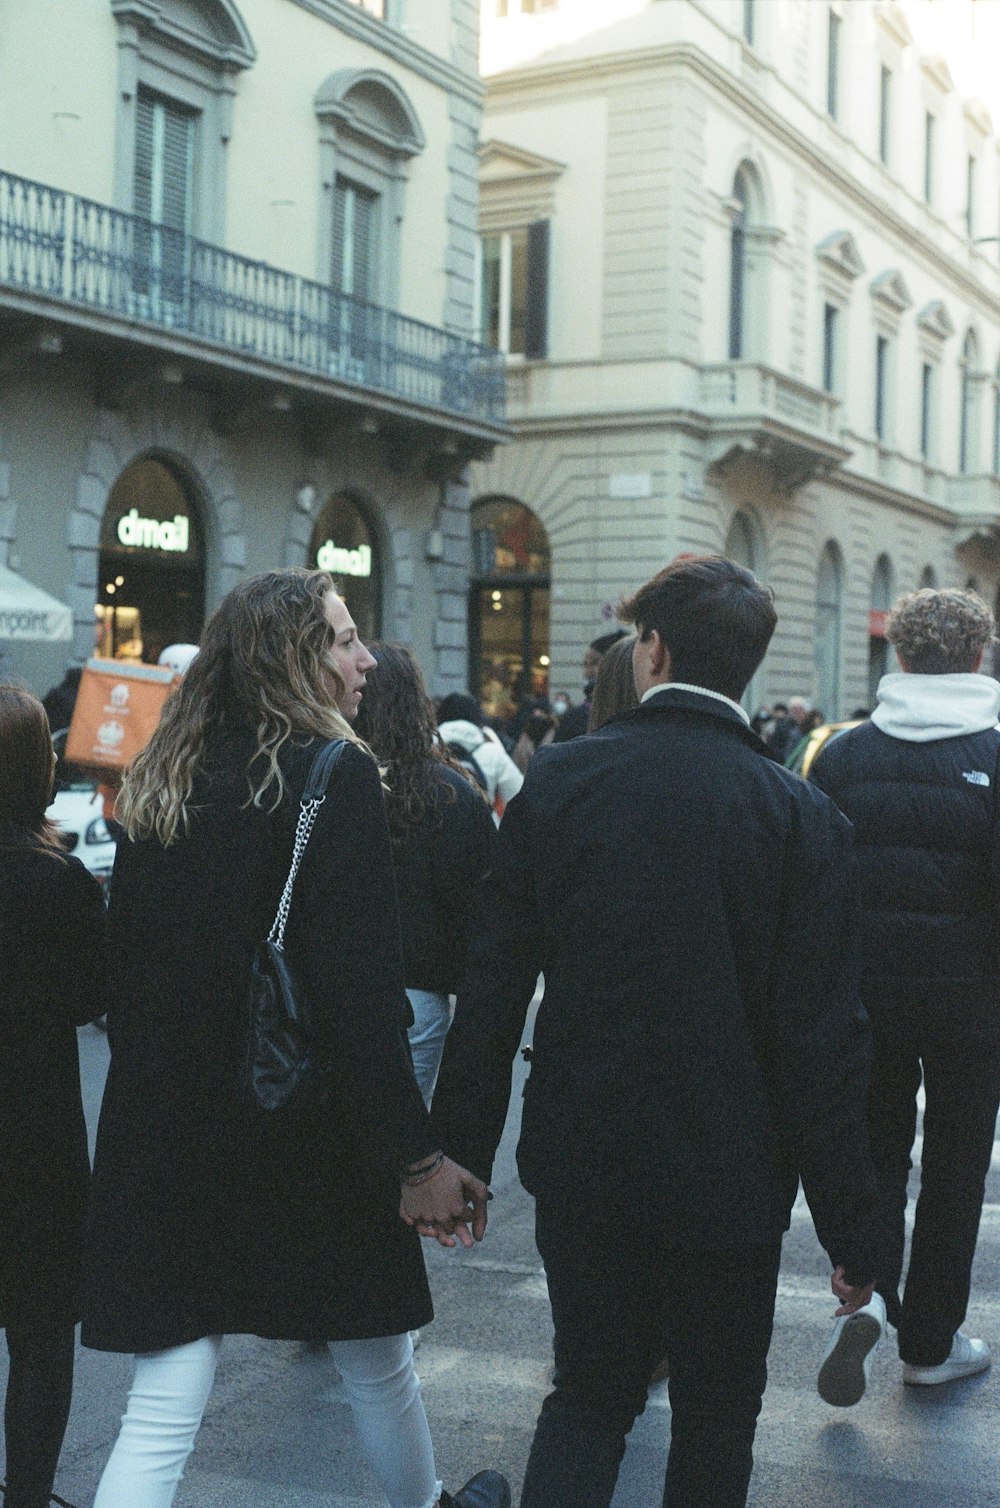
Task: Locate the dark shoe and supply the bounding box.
[442,1469,512,1508]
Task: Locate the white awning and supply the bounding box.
[0,563,73,641]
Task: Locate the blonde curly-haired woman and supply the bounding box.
[83,569,509,1508]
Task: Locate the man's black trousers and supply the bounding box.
[519,1197,782,1508]
[867,1007,1000,1367]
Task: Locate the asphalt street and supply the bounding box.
[3,1009,1000,1507]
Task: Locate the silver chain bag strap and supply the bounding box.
[243,739,346,1111]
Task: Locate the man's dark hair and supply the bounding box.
[589,629,629,656]
[619,555,776,702]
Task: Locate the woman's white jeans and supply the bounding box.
[93,1332,442,1508]
[405,989,452,1107]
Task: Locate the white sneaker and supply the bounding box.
[903,1332,991,1386]
[817,1292,886,1407]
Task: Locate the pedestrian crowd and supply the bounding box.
[1,554,999,1508]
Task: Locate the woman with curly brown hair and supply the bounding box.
[0,685,105,1508]
[355,644,496,1105]
[83,572,508,1508]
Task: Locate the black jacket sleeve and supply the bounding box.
[52,856,108,1026]
[290,744,435,1174]
[430,784,543,1182]
[431,778,497,992]
[761,788,881,1285]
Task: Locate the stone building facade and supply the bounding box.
[471,0,1000,718]
[0,0,506,694]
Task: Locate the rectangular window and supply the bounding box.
[743,0,755,44]
[822,303,838,394]
[921,362,933,459]
[875,334,888,441]
[967,154,977,239]
[479,230,527,354]
[827,9,841,120]
[134,90,195,234]
[332,178,378,301]
[134,90,196,305]
[878,65,891,164]
[924,112,935,203]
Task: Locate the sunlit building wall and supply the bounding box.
[470,0,1000,717]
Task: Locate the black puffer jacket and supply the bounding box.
[812,694,1000,1036]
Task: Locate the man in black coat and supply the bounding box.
[812,586,1000,1389]
[431,555,882,1508]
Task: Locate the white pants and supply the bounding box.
[93,1332,442,1508]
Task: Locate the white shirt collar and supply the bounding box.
[640,682,751,727]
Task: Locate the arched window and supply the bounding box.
[729,169,749,360]
[469,497,550,716]
[815,542,843,720]
[920,565,938,589]
[315,70,424,314]
[111,0,256,244]
[309,493,381,642]
[868,553,894,705]
[960,328,979,474]
[97,456,206,661]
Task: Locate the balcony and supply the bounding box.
[949,474,1000,557]
[698,362,852,493]
[0,168,506,440]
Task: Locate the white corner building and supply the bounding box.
[470,0,1000,717]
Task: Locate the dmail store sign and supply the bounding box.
[316,540,372,578]
[116,508,190,553]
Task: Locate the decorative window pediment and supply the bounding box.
[964,98,992,137]
[479,139,564,234]
[816,230,865,280]
[479,141,565,186]
[920,53,954,95]
[874,0,913,50]
[871,269,913,314]
[111,0,256,72]
[917,299,955,341]
[314,70,425,158]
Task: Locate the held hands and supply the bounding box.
[400,1155,490,1249]
[831,1264,876,1316]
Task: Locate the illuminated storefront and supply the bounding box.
[309,493,381,642]
[469,497,550,717]
[97,458,205,662]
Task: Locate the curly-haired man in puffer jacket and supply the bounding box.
[813,586,1000,1395]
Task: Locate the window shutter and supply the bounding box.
[134,92,194,232]
[332,179,347,290]
[160,106,194,235]
[134,94,155,220]
[352,187,374,304]
[524,218,549,360]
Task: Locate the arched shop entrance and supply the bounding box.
[309,493,381,643]
[97,457,205,662]
[469,497,550,718]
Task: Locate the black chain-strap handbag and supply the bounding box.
[243,738,346,1111]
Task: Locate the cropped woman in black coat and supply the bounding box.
[355,644,495,1105]
[83,571,507,1508]
[0,685,105,1508]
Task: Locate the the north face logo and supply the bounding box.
[962,770,990,787]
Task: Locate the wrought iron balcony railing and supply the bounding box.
[0,168,506,427]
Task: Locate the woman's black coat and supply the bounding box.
[81,735,436,1354]
[0,843,105,1326]
[392,763,496,994]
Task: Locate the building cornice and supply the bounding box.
[286,0,483,106]
[485,42,1000,321]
